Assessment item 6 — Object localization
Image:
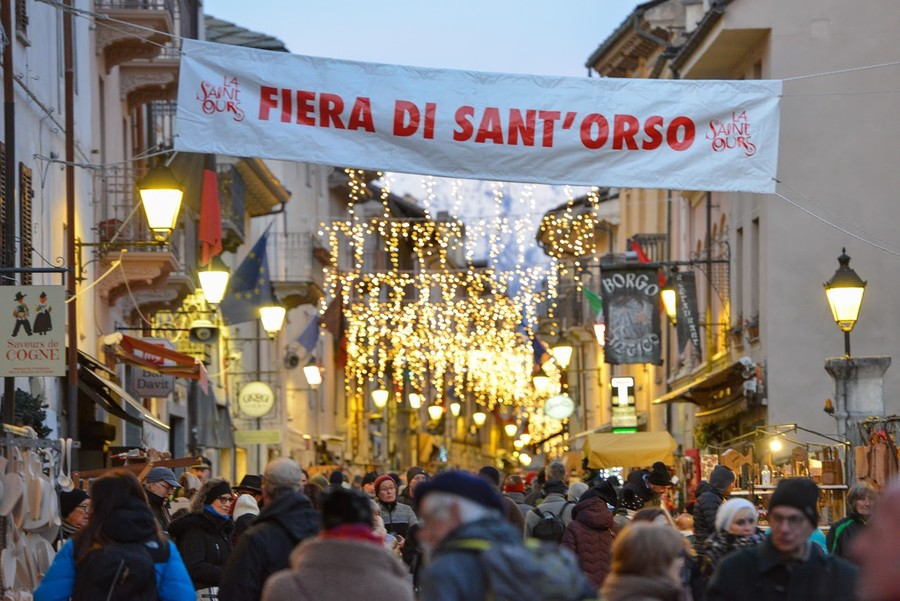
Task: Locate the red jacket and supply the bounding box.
[561,497,616,588]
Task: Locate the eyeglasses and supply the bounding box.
[75,503,91,513]
[769,513,807,527]
[216,495,235,504]
[733,518,756,526]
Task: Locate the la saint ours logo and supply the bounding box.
[707,110,757,157]
[197,75,245,122]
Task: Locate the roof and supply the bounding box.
[204,15,288,52]
[584,0,670,72]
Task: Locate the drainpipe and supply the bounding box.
[64,0,78,447]
[706,191,713,373]
[1,0,14,425]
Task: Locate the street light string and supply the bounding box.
[33,147,173,171]
[782,58,900,82]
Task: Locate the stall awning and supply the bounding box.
[107,333,203,379]
[583,431,678,469]
[79,359,170,432]
[652,361,747,407]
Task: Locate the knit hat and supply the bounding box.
[715,498,757,532]
[203,480,233,505]
[769,478,819,526]
[59,488,89,519]
[233,474,262,494]
[233,493,260,520]
[568,481,589,502]
[407,466,428,484]
[416,470,504,513]
[264,457,303,492]
[362,471,379,486]
[329,470,345,485]
[647,462,673,486]
[710,465,736,491]
[478,466,501,488]
[373,474,396,495]
[504,475,526,494]
[145,467,180,488]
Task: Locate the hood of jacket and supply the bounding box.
[168,509,233,541]
[696,480,722,499]
[601,573,681,601]
[99,497,160,543]
[289,536,407,577]
[436,516,521,554]
[256,490,320,541]
[572,497,615,530]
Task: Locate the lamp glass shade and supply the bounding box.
[472,411,487,427]
[408,393,423,409]
[427,404,443,421]
[303,364,322,387]
[513,439,525,450]
[518,433,532,444]
[504,423,518,437]
[519,452,532,466]
[593,322,606,346]
[259,305,286,337]
[544,394,576,420]
[449,401,461,417]
[198,259,230,304]
[769,438,783,452]
[532,374,551,394]
[372,388,389,408]
[138,166,184,240]
[550,343,573,369]
[661,286,677,324]
[824,249,866,332]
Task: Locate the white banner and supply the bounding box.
[175,39,781,193]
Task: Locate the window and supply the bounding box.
[19,163,33,285]
[15,0,29,45]
[750,218,760,316]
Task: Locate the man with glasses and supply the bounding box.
[58,488,91,546]
[143,466,181,534]
[707,477,857,600]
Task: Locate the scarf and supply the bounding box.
[321,523,384,546]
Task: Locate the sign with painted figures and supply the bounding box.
[0,286,65,376]
[601,267,663,366]
[175,39,782,193]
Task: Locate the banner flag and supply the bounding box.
[601,265,663,366]
[220,229,273,325]
[674,271,703,360]
[176,39,781,193]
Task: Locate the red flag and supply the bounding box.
[322,288,348,369]
[631,238,667,286]
[199,154,223,266]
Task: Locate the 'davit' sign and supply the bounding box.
[0,286,65,377]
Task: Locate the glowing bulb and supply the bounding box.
[427,404,443,421]
[519,433,531,445]
[472,411,487,427]
[372,389,389,409]
[513,439,524,450]
[504,423,518,437]
[519,452,532,466]
[409,393,423,409]
[769,438,783,452]
[450,401,461,417]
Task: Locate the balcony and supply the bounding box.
[268,232,323,309]
[94,0,176,72]
[234,158,291,217]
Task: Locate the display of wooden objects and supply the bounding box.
[720,447,753,471]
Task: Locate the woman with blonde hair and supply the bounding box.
[601,523,685,601]
[825,480,877,563]
[701,498,763,578]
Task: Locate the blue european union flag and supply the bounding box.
[296,315,320,353]
[219,230,274,325]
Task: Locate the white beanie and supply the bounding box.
[715,498,757,532]
[233,493,260,520]
[568,482,589,503]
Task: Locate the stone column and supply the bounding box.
[824,356,891,482]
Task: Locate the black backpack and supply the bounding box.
[530,502,570,543]
[72,538,170,601]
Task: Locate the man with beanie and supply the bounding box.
[262,488,414,601]
[707,477,857,601]
[58,489,90,544]
[855,478,900,601]
[219,458,320,601]
[478,466,525,535]
[692,465,736,553]
[417,470,596,601]
[398,466,428,513]
[620,461,672,512]
[524,460,574,538]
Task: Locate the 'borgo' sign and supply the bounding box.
[175,39,781,194]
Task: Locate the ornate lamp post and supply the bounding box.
[824,248,866,357]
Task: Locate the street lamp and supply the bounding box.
[302,358,322,389]
[824,248,866,357]
[198,256,230,305]
[408,392,423,409]
[532,371,551,395]
[472,411,487,427]
[550,339,573,370]
[660,277,677,326]
[504,421,518,437]
[372,388,389,409]
[449,400,462,417]
[137,165,185,241]
[259,303,286,338]
[427,403,443,421]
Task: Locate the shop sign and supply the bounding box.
[131,338,176,397]
[0,286,65,376]
[674,271,703,360]
[612,405,638,430]
[238,381,276,417]
[234,429,282,445]
[601,266,662,366]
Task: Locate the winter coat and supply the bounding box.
[146,488,174,534]
[561,497,616,588]
[706,536,858,601]
[502,495,526,535]
[261,528,413,601]
[601,574,682,601]
[218,491,320,601]
[168,508,234,590]
[524,492,574,536]
[825,511,867,562]
[35,497,195,601]
[693,481,726,551]
[420,517,595,601]
[378,499,419,566]
[504,491,533,517]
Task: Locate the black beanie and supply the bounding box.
[478,466,501,488]
[769,478,819,526]
[60,488,89,519]
[647,462,673,486]
[710,465,736,491]
[204,480,233,505]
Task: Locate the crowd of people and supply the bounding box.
[31,456,900,601]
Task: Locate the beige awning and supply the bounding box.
[583,431,678,469]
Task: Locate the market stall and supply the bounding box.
[582,431,678,469]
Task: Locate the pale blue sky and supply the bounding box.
[202,1,638,77]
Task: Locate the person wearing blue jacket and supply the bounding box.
[35,470,195,601]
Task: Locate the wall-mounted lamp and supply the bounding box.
[472,411,487,427]
[504,421,518,437]
[302,358,322,389]
[449,401,461,417]
[138,165,185,241]
[408,392,423,409]
[199,256,230,305]
[550,339,573,370]
[518,452,532,466]
[661,276,677,326]
[372,388,389,409]
[518,433,532,445]
[532,371,551,395]
[427,403,443,421]
[259,303,286,338]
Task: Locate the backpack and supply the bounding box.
[530,502,570,543]
[446,537,596,601]
[72,538,170,601]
